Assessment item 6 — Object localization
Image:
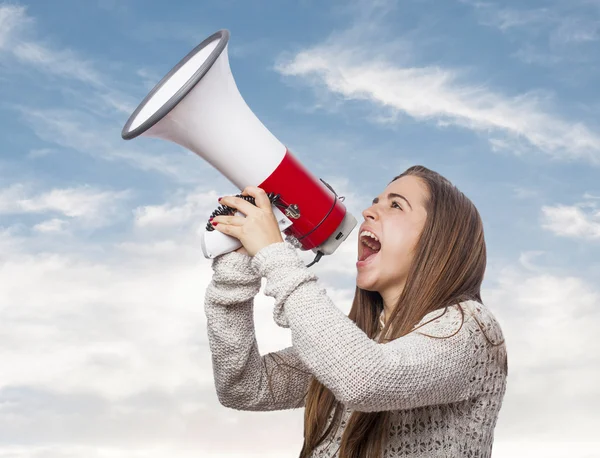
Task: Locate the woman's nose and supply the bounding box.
[362,205,377,221]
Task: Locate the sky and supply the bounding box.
[0,0,599,456]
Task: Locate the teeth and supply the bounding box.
[359,230,381,253]
[360,230,379,242]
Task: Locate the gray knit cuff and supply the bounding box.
[251,241,316,328]
[251,241,302,277]
[211,250,260,285]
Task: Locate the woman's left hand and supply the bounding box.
[211,186,284,257]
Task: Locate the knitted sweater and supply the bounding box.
[204,242,508,457]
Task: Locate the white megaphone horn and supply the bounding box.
[121,29,357,265]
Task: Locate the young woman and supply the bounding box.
[204,165,508,458]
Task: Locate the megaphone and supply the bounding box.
[121,29,357,264]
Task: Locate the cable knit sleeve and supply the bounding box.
[204,250,312,411]
[250,242,487,413]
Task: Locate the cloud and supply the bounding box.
[463,0,600,67]
[517,250,546,272]
[275,36,600,164]
[0,4,104,86]
[512,186,541,200]
[0,445,298,458]
[541,198,600,240]
[463,2,555,33]
[32,218,69,233]
[0,4,180,179]
[0,187,228,399]
[0,4,30,49]
[0,167,360,452]
[484,259,600,441]
[134,190,220,228]
[493,441,600,458]
[464,0,600,41]
[17,107,210,182]
[0,183,131,229]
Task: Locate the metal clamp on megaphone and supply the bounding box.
[121,29,357,266]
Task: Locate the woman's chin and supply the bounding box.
[356,252,382,290]
[356,272,378,291]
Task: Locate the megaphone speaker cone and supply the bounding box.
[121,29,230,140]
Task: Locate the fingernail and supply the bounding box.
[211,221,218,226]
[209,217,213,221]
[218,197,222,202]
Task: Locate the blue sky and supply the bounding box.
[0,0,599,457]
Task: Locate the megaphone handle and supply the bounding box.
[205,192,284,232]
[201,205,293,259]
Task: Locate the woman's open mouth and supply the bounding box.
[357,230,381,265]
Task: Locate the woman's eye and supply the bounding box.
[391,201,403,210]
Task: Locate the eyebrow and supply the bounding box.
[372,193,413,210]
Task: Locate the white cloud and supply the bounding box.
[0,183,131,229]
[541,200,600,240]
[133,190,220,228]
[275,40,600,164]
[32,218,69,233]
[484,261,600,441]
[0,4,30,49]
[493,441,600,458]
[583,192,600,200]
[0,445,298,458]
[0,184,317,453]
[517,250,546,272]
[0,248,215,399]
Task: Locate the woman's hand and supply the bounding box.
[211,186,284,257]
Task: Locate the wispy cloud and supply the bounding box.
[463,2,555,33]
[18,107,208,182]
[541,196,600,240]
[0,183,131,229]
[0,3,30,49]
[463,0,600,66]
[276,40,600,164]
[0,4,182,178]
[464,0,600,40]
[0,4,104,86]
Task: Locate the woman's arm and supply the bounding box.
[250,242,500,413]
[204,250,312,411]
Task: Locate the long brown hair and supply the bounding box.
[282,165,492,457]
